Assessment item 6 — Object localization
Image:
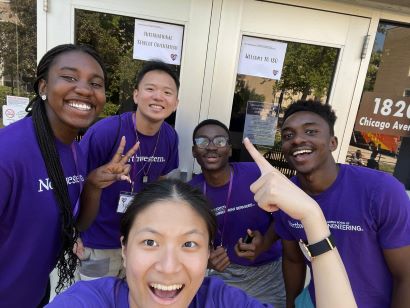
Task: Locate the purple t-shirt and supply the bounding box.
[46,276,273,307]
[275,164,410,307]
[190,162,281,266]
[80,112,179,249]
[0,117,86,307]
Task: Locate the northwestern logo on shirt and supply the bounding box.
[38,174,85,192]
[129,155,165,163]
[287,219,363,232]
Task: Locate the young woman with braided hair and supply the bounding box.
[0,44,138,307]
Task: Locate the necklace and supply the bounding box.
[131,113,161,188]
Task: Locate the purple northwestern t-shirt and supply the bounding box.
[79,112,179,249]
[0,117,86,307]
[275,164,410,307]
[190,162,281,266]
[46,276,273,307]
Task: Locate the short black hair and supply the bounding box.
[121,179,217,248]
[134,60,180,92]
[283,100,337,136]
[192,119,231,144]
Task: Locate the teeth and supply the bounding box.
[293,149,312,156]
[150,104,164,110]
[68,101,91,111]
[150,283,183,291]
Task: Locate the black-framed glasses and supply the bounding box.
[194,136,230,149]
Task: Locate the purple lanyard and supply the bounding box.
[203,168,233,247]
[71,143,83,217]
[130,113,138,192]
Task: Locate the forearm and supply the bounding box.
[301,205,356,308]
[76,181,102,232]
[390,277,410,308]
[262,221,279,249]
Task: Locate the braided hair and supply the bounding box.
[25,44,106,293]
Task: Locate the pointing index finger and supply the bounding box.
[243,137,274,175]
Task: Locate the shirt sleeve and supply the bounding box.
[79,120,118,173]
[371,174,410,249]
[0,164,12,220]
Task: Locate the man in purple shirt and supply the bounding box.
[189,119,285,307]
[275,100,410,307]
[76,61,180,278]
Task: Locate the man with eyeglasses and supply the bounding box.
[189,119,286,307]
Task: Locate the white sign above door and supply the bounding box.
[237,36,287,80]
[133,19,184,65]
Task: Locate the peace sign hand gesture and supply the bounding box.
[87,136,139,189]
[243,137,319,222]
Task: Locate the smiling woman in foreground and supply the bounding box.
[47,140,356,308]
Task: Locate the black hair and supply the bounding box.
[134,60,180,92]
[25,44,106,293]
[121,179,217,248]
[283,100,337,136]
[192,119,231,144]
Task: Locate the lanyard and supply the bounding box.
[130,113,161,192]
[71,143,83,217]
[203,168,233,247]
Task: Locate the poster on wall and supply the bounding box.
[243,101,278,146]
[133,19,183,65]
[237,36,287,80]
[354,92,410,137]
[2,95,29,126]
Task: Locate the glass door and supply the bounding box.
[203,0,371,173]
[42,0,213,177]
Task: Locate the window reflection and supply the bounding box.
[346,22,410,188]
[229,38,338,177]
[74,9,180,125]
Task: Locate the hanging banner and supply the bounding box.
[237,36,287,80]
[133,19,183,65]
[243,101,278,146]
[354,92,410,137]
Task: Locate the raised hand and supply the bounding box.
[243,137,319,222]
[87,136,139,189]
[235,229,264,261]
[208,246,230,272]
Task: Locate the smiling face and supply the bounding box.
[122,199,210,308]
[38,50,106,141]
[134,70,179,124]
[281,111,337,175]
[192,124,232,172]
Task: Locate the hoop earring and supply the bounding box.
[41,94,47,101]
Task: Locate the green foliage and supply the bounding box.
[75,9,141,105]
[0,0,36,97]
[233,76,266,113]
[363,51,381,92]
[101,102,119,117]
[274,43,338,103]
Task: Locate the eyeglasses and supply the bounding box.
[194,136,230,149]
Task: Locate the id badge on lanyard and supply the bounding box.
[117,191,136,213]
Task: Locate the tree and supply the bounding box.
[0,0,36,96]
[274,42,338,107]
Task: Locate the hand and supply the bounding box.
[235,229,265,261]
[87,136,139,189]
[73,238,89,260]
[208,246,230,272]
[243,137,320,222]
